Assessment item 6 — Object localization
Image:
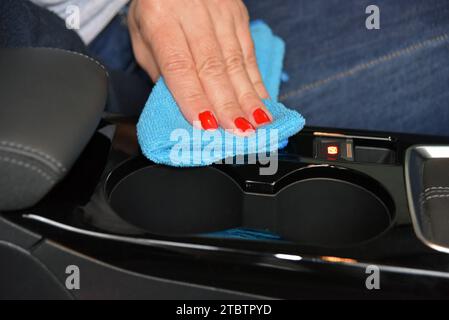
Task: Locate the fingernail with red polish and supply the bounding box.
[253,108,271,125]
[234,117,255,132]
[199,111,218,130]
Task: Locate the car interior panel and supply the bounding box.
[1,48,449,300]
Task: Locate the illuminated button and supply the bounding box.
[327,145,339,155]
[314,137,354,161]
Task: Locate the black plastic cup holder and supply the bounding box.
[109,165,242,235]
[107,160,394,247]
[277,177,392,246]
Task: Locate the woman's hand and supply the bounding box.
[128,0,272,133]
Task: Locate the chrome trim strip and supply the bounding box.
[313,131,392,142]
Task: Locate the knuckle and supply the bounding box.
[181,91,205,103]
[198,56,226,78]
[217,100,240,115]
[224,51,245,74]
[147,25,165,42]
[162,53,194,75]
[253,79,265,88]
[253,80,268,96]
[245,50,258,67]
[239,91,259,103]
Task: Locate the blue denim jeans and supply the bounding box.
[89,0,449,136]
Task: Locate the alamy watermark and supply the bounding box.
[366,5,380,30]
[365,265,380,290]
[169,122,279,175]
[65,265,80,290]
[65,5,80,30]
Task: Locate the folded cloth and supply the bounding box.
[137,21,305,167]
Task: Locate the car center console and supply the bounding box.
[2,124,449,299]
[1,48,449,299]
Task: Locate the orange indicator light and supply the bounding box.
[327,145,339,155]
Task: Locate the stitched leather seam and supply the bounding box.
[34,47,109,76]
[421,188,449,194]
[279,33,449,101]
[0,141,66,173]
[419,187,449,201]
[424,186,449,193]
[0,49,107,175]
[422,194,449,203]
[0,49,106,185]
[421,190,449,197]
[0,156,56,183]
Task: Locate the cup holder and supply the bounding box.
[106,160,394,247]
[108,165,242,236]
[276,174,393,246]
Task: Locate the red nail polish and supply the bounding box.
[253,108,271,125]
[234,117,255,132]
[199,111,218,130]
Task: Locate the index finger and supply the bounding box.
[142,19,218,130]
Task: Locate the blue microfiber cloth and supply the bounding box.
[205,228,282,241]
[137,21,305,166]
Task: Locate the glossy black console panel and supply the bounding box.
[108,161,394,247]
[3,126,449,299]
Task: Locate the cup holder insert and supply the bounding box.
[276,175,393,247]
[108,165,242,236]
[106,160,395,247]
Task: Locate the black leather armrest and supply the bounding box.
[0,48,107,211]
[406,145,449,253]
